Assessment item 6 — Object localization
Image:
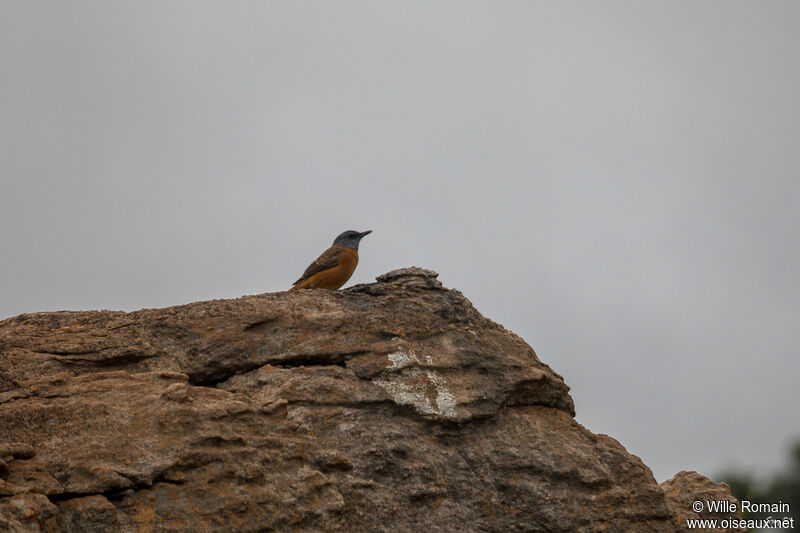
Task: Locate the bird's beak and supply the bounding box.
[359,230,372,238]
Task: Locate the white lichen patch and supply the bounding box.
[385,350,415,370]
[374,350,457,420]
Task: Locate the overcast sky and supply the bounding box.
[2,1,798,483]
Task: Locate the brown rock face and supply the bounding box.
[661,471,746,532]
[0,267,734,531]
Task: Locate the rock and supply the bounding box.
[661,471,746,532]
[0,493,56,533]
[55,495,129,533]
[0,267,737,531]
[0,444,36,460]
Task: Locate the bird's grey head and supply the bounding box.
[333,230,372,249]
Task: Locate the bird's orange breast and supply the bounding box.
[293,247,359,290]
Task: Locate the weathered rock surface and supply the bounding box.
[661,471,745,532]
[0,267,736,531]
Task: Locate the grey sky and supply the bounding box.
[2,1,798,482]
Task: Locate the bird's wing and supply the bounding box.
[293,247,344,285]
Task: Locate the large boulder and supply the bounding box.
[0,267,736,531]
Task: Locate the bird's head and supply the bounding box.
[333,230,372,249]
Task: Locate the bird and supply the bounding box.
[290,230,372,291]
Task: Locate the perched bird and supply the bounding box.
[290,230,372,290]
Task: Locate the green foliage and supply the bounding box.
[719,439,800,524]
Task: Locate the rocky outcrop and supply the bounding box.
[0,267,738,532]
[661,471,746,532]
